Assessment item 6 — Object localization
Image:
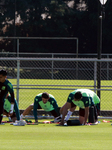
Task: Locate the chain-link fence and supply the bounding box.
[0,56,112,117]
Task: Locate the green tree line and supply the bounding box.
[0,0,112,54]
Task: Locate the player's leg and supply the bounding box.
[54,102,70,123]
[3,110,9,117]
[79,108,85,124]
[14,100,20,121]
[10,112,17,122]
[3,110,12,121]
[0,102,4,124]
[94,103,100,122]
[59,102,67,114]
[54,102,75,123]
[66,108,83,126]
[20,103,34,119]
[96,103,100,116]
[50,109,59,118]
[65,102,76,121]
[67,108,84,126]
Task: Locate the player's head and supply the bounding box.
[0,69,7,83]
[0,69,7,76]
[42,92,50,103]
[74,91,82,101]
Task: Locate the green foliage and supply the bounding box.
[0,0,112,53]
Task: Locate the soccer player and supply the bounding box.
[20,92,60,123]
[0,69,15,125]
[3,94,26,126]
[3,94,20,122]
[55,89,100,126]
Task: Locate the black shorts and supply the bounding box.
[71,102,76,108]
[79,108,85,117]
[71,102,85,117]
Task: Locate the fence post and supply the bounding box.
[52,53,54,79]
[16,38,20,105]
[94,61,97,93]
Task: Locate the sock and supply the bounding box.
[20,114,24,120]
[65,111,73,121]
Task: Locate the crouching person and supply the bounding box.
[54,89,100,126]
[3,94,26,126]
[33,92,60,123]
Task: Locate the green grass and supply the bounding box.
[1,119,112,150]
[8,79,112,110]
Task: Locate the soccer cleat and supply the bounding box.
[54,116,62,123]
[13,120,26,126]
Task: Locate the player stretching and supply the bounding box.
[54,89,100,126]
[3,94,26,126]
[0,70,15,125]
[20,92,60,123]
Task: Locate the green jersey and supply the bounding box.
[0,79,15,103]
[33,93,59,120]
[4,99,15,113]
[67,89,100,109]
[3,95,20,120]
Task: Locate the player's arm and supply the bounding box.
[60,102,71,125]
[8,92,15,116]
[52,99,60,116]
[84,106,89,124]
[7,83,15,116]
[33,98,38,123]
[83,97,90,124]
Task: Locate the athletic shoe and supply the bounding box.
[10,122,14,125]
[64,120,67,126]
[13,120,26,126]
[10,120,19,125]
[0,123,5,125]
[54,116,62,123]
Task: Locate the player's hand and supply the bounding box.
[59,121,64,126]
[84,122,90,125]
[8,110,13,116]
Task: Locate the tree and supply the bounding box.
[0,0,112,54]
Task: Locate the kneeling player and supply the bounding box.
[20,92,60,123]
[3,94,26,126]
[54,89,100,125]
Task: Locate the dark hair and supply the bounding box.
[74,92,82,99]
[42,92,49,99]
[0,70,7,76]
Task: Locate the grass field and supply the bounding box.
[2,79,111,150]
[1,118,112,150]
[8,79,112,110]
